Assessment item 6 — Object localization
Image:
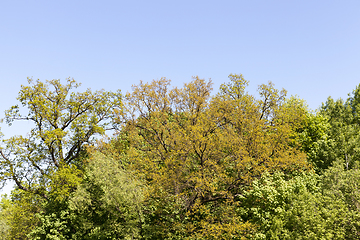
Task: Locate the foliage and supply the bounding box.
[0,78,121,239]
[296,113,334,171]
[140,187,188,240]
[306,83,360,171]
[116,74,310,238]
[242,171,348,239]
[30,151,145,240]
[321,161,360,238]
[6,75,360,239]
[242,160,360,239]
[0,195,10,240]
[29,210,71,240]
[0,78,122,199]
[72,151,144,239]
[0,190,42,239]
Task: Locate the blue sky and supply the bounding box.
[0,1,360,192]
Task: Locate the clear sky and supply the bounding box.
[0,1,360,192]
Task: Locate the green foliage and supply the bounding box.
[0,78,122,199]
[140,188,188,240]
[0,195,9,240]
[242,162,360,240]
[305,84,360,171]
[6,75,360,239]
[320,97,359,170]
[30,151,145,240]
[0,78,121,239]
[242,171,348,239]
[29,210,72,240]
[116,74,309,238]
[0,190,43,239]
[321,161,360,237]
[296,113,334,171]
[69,152,144,239]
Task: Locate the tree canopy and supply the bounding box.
[1,75,360,239]
[0,78,121,199]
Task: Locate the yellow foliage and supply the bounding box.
[115,74,310,238]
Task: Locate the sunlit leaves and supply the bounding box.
[69,152,144,239]
[0,78,122,197]
[242,171,348,239]
[117,74,310,238]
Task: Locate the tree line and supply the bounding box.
[0,75,359,239]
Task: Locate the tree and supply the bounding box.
[116,74,310,238]
[0,191,42,239]
[0,75,317,239]
[242,171,349,239]
[0,78,122,200]
[321,161,360,238]
[303,83,360,171]
[29,151,145,240]
[319,97,359,170]
[296,112,333,171]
